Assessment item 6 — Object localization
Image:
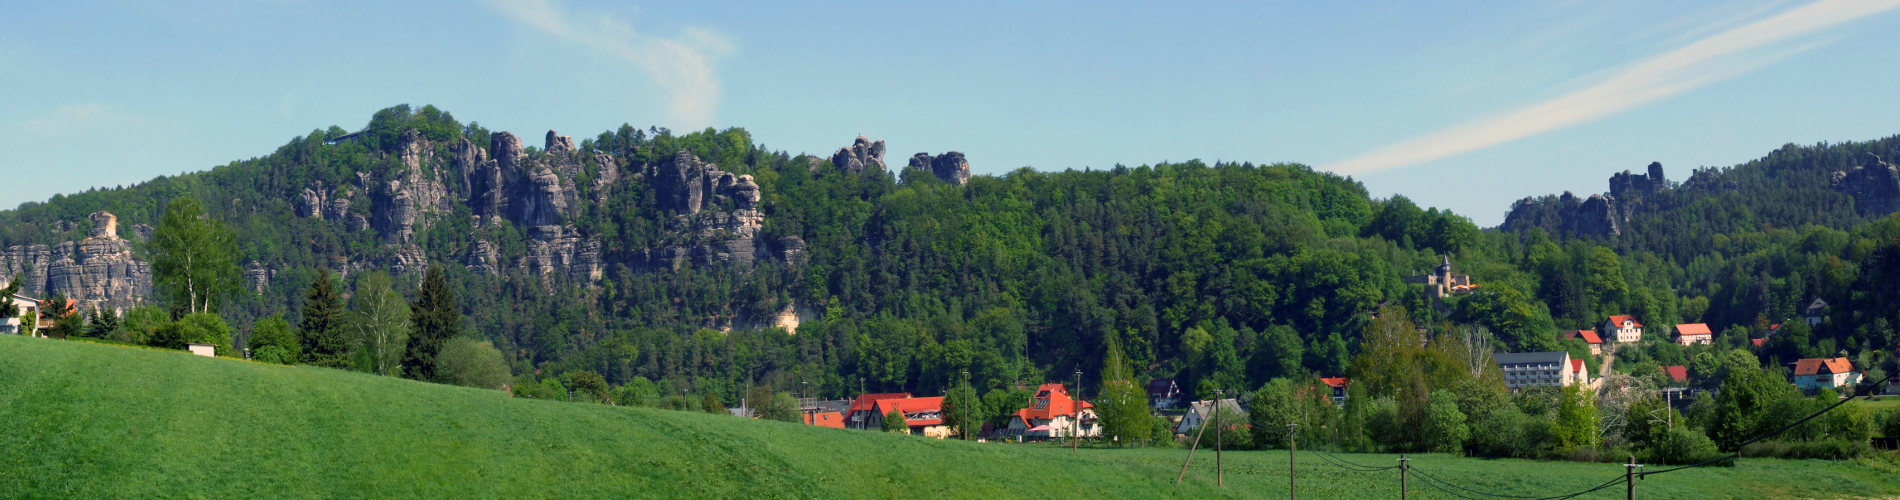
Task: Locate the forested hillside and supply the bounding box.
[4,105,1898,410]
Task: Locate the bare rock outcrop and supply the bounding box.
[830,136,886,173]
[907,151,972,185]
[1,211,152,313]
[1831,153,1900,216]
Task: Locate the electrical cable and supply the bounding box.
[1643,383,1870,477]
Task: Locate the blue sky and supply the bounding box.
[4,1,1899,226]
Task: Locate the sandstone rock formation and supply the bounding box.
[907,151,972,185]
[1831,153,1900,216]
[0,211,152,313]
[830,136,886,172]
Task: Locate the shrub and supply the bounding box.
[1645,428,1727,466]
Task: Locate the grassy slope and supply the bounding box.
[3,336,1897,499]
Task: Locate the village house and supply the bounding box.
[1672,323,1713,346]
[1494,351,1584,390]
[1174,398,1244,436]
[1603,315,1644,343]
[1319,377,1350,404]
[1803,298,1829,327]
[861,396,950,438]
[1001,383,1099,440]
[1662,365,1688,386]
[1570,358,1589,387]
[1146,379,1184,410]
[1562,329,1604,355]
[1793,357,1860,392]
[1405,255,1474,298]
[843,393,911,430]
[803,411,846,429]
[3,295,43,336]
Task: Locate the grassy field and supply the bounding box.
[4,334,1898,499]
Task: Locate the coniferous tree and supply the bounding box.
[405,265,461,382]
[299,268,350,368]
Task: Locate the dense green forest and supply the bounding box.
[4,105,1897,417]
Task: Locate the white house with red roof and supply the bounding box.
[1562,329,1604,355]
[1793,357,1859,391]
[865,396,950,438]
[844,393,911,430]
[1001,383,1099,439]
[1603,315,1643,343]
[1672,323,1713,346]
[1319,377,1350,403]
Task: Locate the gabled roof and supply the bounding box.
[847,393,911,414]
[1805,298,1829,315]
[1013,383,1092,424]
[1751,338,1765,347]
[1663,365,1688,382]
[1494,351,1568,366]
[804,411,846,428]
[1607,315,1642,328]
[1673,323,1712,337]
[1571,359,1586,374]
[1145,379,1178,396]
[1564,329,1603,344]
[1319,377,1350,389]
[874,396,946,426]
[1793,357,1853,376]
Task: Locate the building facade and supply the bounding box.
[1494,351,1581,390]
[1603,315,1643,343]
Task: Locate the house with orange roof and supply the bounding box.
[1672,323,1713,346]
[1603,315,1643,343]
[1793,357,1859,391]
[1319,377,1350,403]
[1570,358,1589,387]
[844,393,911,430]
[865,396,950,438]
[1562,329,1604,355]
[1662,365,1688,385]
[1001,383,1099,439]
[804,411,846,429]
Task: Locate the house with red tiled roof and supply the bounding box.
[1603,315,1643,343]
[1570,359,1589,386]
[1563,329,1605,355]
[1793,357,1859,391]
[865,396,950,438]
[1672,323,1713,346]
[844,393,911,430]
[1319,377,1350,403]
[1001,383,1099,439]
[804,411,846,429]
[1662,365,1688,385]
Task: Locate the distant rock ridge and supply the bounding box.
[1502,163,1668,238]
[1831,153,1900,215]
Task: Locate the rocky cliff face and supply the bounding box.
[1831,153,1900,215]
[906,151,972,185]
[0,211,152,313]
[830,136,886,173]
[1501,164,1667,238]
[641,149,781,269]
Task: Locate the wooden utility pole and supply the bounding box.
[1215,390,1224,487]
[1398,455,1409,500]
[1072,369,1082,454]
[1175,403,1213,485]
[1625,456,1642,499]
[1288,422,1297,500]
[962,370,971,441]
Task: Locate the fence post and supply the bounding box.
[1624,456,1642,500]
[1288,422,1297,500]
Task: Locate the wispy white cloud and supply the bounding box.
[1327,0,1900,175]
[483,0,733,129]
[15,103,149,137]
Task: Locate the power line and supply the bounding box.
[1644,382,1871,477]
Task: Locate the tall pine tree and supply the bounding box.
[298,268,350,368]
[404,265,461,382]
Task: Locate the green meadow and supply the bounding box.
[3,334,1896,499]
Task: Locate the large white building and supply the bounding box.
[1495,351,1587,390]
[1603,315,1644,343]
